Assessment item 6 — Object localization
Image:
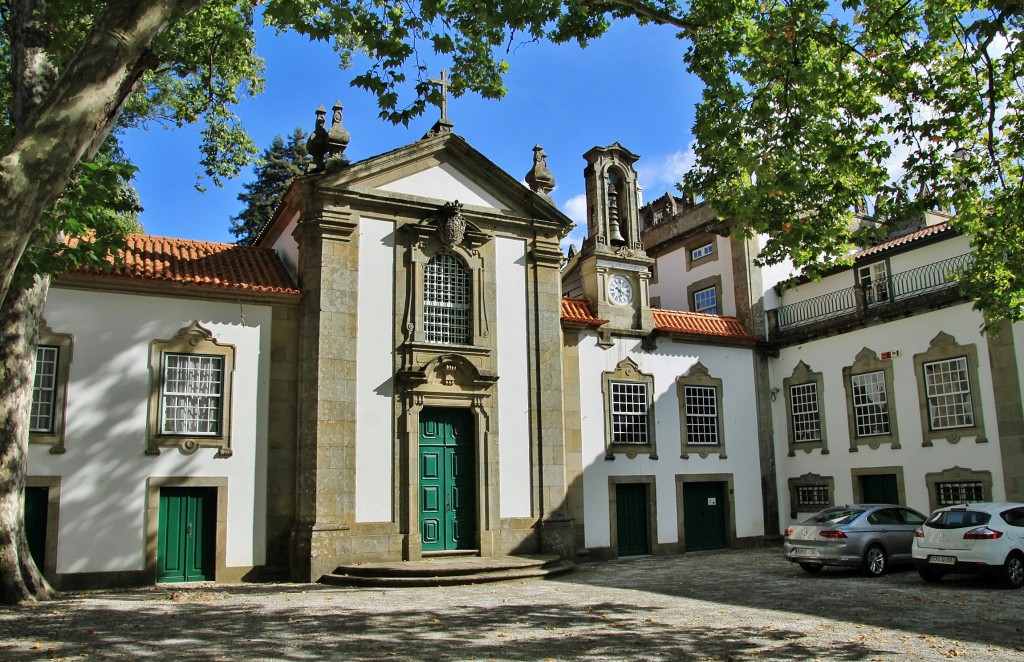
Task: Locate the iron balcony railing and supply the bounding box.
[775,253,973,330]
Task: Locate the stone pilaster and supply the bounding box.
[986,321,1024,501]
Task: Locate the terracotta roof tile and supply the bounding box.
[854,221,952,258]
[561,298,607,326]
[67,234,300,296]
[652,308,759,341]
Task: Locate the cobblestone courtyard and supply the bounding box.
[2,548,1021,661]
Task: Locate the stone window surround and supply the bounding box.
[687,274,722,315]
[145,476,228,582]
[24,475,61,580]
[146,321,235,457]
[602,357,657,460]
[913,332,987,447]
[676,361,727,459]
[842,347,901,451]
[407,237,489,348]
[787,472,835,519]
[851,466,907,505]
[607,475,657,559]
[783,361,829,457]
[683,233,719,271]
[30,320,73,454]
[924,466,993,513]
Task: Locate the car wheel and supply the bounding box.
[799,562,823,573]
[918,568,943,583]
[861,545,887,577]
[999,551,1024,589]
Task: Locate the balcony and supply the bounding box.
[767,253,973,342]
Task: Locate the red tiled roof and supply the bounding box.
[66,234,300,296]
[561,298,607,326]
[652,308,759,341]
[854,221,952,258]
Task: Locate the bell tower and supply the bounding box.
[577,143,655,334]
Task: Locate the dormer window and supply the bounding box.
[424,250,471,344]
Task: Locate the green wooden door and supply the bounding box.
[616,483,649,556]
[419,408,475,552]
[861,474,899,504]
[158,487,215,582]
[683,482,728,551]
[24,486,48,570]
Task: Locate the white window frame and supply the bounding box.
[160,353,224,436]
[423,250,472,345]
[30,345,60,434]
[683,385,719,445]
[691,242,714,261]
[30,322,73,454]
[789,382,822,442]
[610,381,649,445]
[693,286,718,314]
[851,370,890,437]
[924,356,974,430]
[857,261,889,304]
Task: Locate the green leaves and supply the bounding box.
[230,128,311,245]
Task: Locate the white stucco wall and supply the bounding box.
[573,332,765,550]
[269,209,300,281]
[355,217,397,522]
[495,236,532,518]
[651,236,738,317]
[379,162,508,210]
[769,302,1005,530]
[32,288,273,574]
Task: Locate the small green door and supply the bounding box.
[24,486,48,570]
[419,408,475,552]
[861,474,899,504]
[158,487,215,582]
[683,482,728,551]
[616,483,650,556]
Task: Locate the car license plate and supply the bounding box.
[929,555,957,565]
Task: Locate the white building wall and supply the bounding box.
[770,302,1004,530]
[32,288,273,574]
[495,236,532,518]
[652,236,737,316]
[574,332,765,550]
[355,217,396,522]
[379,163,508,209]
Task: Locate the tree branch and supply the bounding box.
[601,0,702,34]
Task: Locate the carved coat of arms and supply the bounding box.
[439,201,466,247]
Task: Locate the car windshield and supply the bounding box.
[926,509,991,529]
[801,508,863,526]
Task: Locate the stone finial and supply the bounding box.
[306,104,329,172]
[525,144,556,198]
[306,100,351,173]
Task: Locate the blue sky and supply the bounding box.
[120,17,701,247]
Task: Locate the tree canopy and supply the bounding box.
[230,128,311,246]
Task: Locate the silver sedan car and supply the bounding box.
[785,505,928,576]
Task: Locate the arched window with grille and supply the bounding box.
[423,251,471,344]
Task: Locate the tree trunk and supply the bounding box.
[0,0,208,305]
[0,277,55,605]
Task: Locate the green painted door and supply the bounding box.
[861,474,899,504]
[24,486,48,570]
[419,408,475,552]
[616,483,649,556]
[158,487,215,582]
[683,482,728,551]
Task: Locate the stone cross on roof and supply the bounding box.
[429,69,450,122]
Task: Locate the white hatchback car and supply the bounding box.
[912,502,1024,588]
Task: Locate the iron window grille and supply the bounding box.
[851,371,890,437]
[684,385,719,444]
[693,286,718,314]
[937,480,984,506]
[424,251,471,344]
[610,381,649,445]
[796,484,830,509]
[924,356,974,430]
[30,345,59,433]
[789,382,821,442]
[161,353,223,435]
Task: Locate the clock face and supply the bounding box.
[608,275,633,305]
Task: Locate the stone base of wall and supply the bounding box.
[580,535,766,563]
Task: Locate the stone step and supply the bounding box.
[321,555,572,587]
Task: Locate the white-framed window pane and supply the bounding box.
[691,242,713,261]
[30,345,59,433]
[858,262,889,304]
[424,251,471,344]
[925,357,974,430]
[684,385,719,444]
[796,484,830,509]
[936,480,984,506]
[161,353,223,435]
[693,287,718,314]
[611,381,648,444]
[851,371,890,437]
[789,382,821,442]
